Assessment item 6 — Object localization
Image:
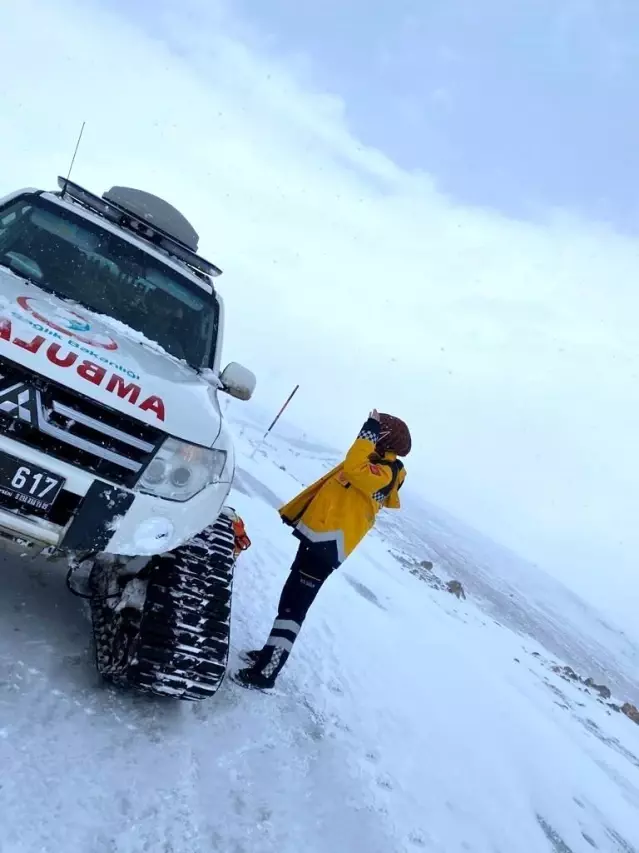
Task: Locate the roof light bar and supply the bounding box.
[56,176,223,278]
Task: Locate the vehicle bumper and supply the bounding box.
[96,481,232,556]
[0,505,60,546]
[0,434,231,555]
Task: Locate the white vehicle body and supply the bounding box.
[0,180,255,558]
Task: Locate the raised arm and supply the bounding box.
[341,413,393,495]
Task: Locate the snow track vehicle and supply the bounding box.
[0,176,255,700]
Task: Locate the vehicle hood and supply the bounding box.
[0,269,222,446]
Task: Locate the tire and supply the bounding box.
[90,509,237,701]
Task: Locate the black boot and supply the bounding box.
[239,649,261,666]
[232,646,288,691]
[232,665,277,691]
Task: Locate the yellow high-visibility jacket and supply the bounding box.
[279,418,406,567]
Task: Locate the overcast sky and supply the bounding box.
[1,0,637,633]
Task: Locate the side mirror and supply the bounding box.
[219,362,256,401]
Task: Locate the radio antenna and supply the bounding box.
[61,121,86,198]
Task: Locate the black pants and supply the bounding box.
[255,541,334,680]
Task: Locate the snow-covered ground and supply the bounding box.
[1,407,638,853]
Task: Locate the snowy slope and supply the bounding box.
[375,494,639,706]
[1,410,638,853]
[235,404,639,701]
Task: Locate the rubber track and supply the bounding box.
[90,510,236,701]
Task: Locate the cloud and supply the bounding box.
[0,0,637,632]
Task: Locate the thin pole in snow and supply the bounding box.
[263,384,300,438]
[250,384,300,459]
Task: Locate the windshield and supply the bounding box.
[0,194,218,368]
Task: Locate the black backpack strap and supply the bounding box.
[375,459,404,501]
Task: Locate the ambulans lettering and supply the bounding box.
[0,320,165,422]
[14,334,46,354]
[0,318,12,341]
[46,343,76,368]
[139,395,166,421]
[67,340,139,380]
[77,360,106,385]
[9,311,140,381]
[106,374,141,404]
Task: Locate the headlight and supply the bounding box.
[137,437,228,502]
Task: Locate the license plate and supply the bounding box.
[0,452,65,512]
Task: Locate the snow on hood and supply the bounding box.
[0,268,222,446]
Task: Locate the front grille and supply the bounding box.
[0,357,164,487]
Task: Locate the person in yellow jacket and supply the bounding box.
[232,409,411,690]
